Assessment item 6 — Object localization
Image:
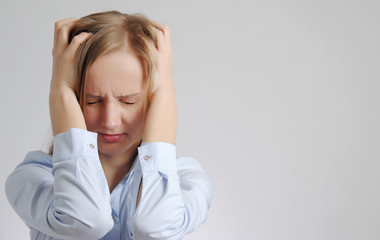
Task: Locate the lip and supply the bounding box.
[99,133,124,143]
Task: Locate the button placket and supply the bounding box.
[111,210,119,223]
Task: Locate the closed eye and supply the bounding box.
[87,100,101,105]
[120,100,135,105]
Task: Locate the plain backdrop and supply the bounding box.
[1,0,380,239]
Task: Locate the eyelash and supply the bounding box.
[87,101,98,105]
[86,100,135,105]
[122,101,135,105]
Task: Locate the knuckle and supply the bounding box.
[70,32,90,45]
[54,21,67,32]
[71,35,82,44]
[156,30,164,38]
[54,21,61,30]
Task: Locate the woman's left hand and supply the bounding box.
[142,21,177,145]
[145,21,174,95]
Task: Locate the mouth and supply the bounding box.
[99,133,124,143]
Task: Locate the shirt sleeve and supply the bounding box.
[129,142,213,240]
[5,128,114,240]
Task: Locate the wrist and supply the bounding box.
[143,84,177,145]
[49,84,77,101]
[150,82,175,101]
[49,88,86,136]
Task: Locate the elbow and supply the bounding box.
[132,208,189,239]
[78,211,114,239]
[5,171,21,207]
[48,205,114,239]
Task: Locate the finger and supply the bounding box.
[54,18,77,30]
[65,32,92,58]
[53,18,77,55]
[152,27,164,51]
[150,20,170,37]
[150,21,171,52]
[56,19,76,47]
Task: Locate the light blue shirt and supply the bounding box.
[5,128,213,240]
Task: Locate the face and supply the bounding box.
[83,48,147,158]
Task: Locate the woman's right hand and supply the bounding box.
[49,18,91,136]
[50,18,92,92]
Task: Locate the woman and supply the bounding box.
[5,11,213,240]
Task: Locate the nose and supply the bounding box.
[100,101,122,130]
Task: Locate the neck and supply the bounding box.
[99,141,140,192]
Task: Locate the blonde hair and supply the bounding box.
[49,10,157,155]
[70,10,157,110]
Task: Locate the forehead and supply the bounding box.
[86,48,145,95]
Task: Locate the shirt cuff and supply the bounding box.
[137,142,177,174]
[52,128,99,162]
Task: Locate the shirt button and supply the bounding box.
[89,144,95,149]
[144,155,150,160]
[113,216,116,222]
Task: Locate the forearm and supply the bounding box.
[49,87,87,136]
[51,129,113,237]
[131,144,213,239]
[143,85,177,145]
[132,142,184,239]
[137,87,177,205]
[5,130,113,239]
[141,20,176,145]
[49,19,92,137]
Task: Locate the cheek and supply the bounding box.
[125,106,147,130]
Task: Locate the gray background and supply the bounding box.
[1,0,379,239]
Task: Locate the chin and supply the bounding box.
[97,139,140,157]
[98,145,129,156]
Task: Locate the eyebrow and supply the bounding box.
[86,93,142,98]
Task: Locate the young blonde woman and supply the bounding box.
[5,11,213,240]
